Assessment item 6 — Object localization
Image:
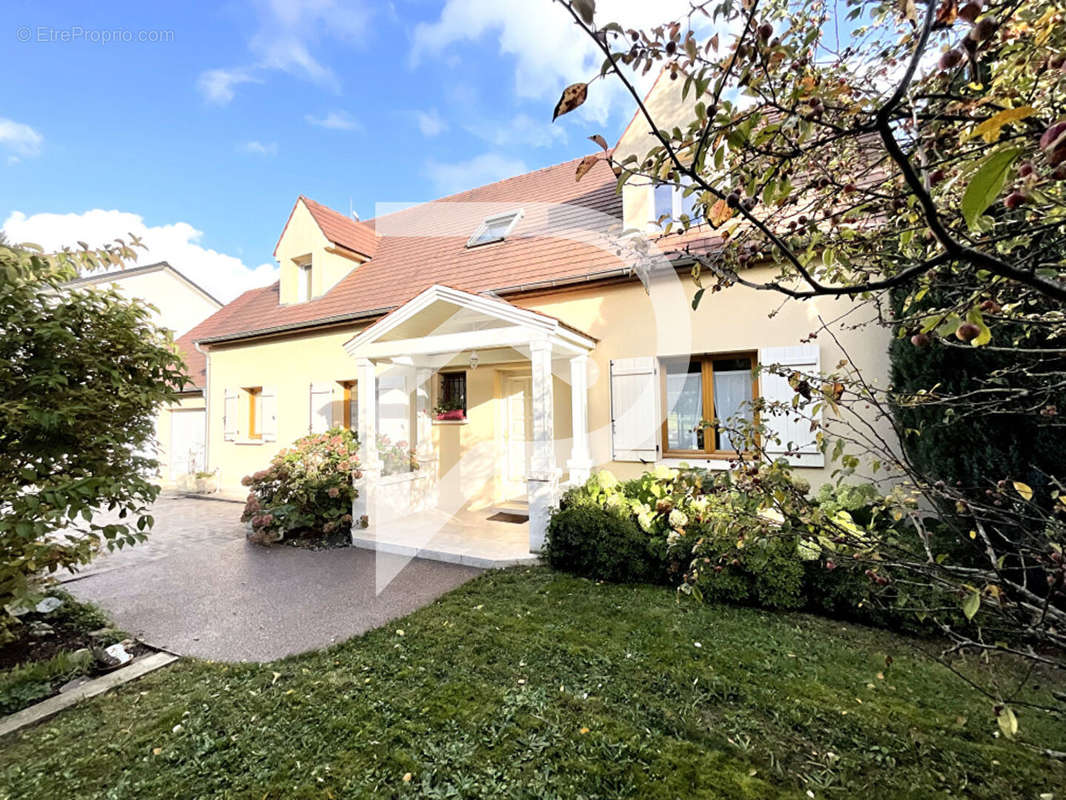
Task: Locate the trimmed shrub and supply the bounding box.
[544,505,667,585]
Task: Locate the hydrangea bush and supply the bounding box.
[241,428,360,543]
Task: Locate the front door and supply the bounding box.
[504,376,533,498]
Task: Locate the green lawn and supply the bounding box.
[2,568,1063,799]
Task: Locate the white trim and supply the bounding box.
[466,209,523,248]
[343,284,595,359]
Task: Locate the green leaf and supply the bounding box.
[961,148,1021,231]
[962,590,980,620]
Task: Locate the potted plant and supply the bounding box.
[194,470,218,494]
[434,398,465,421]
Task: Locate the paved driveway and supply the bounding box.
[60,495,482,662]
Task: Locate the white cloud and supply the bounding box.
[198,0,373,104]
[412,0,715,125]
[415,108,447,137]
[425,152,528,196]
[0,118,43,158]
[197,68,262,105]
[1,209,277,303]
[305,110,362,131]
[467,112,565,149]
[241,140,278,156]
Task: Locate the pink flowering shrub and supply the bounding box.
[376,434,419,476]
[241,428,360,543]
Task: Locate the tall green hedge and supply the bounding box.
[889,285,1066,505]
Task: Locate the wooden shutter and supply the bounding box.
[609,357,659,462]
[260,386,278,442]
[223,389,239,441]
[758,344,824,467]
[309,382,334,434]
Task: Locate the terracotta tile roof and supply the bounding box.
[173,283,281,388]
[300,196,378,258]
[189,154,723,348]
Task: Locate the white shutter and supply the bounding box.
[223,389,239,441]
[758,345,824,467]
[261,386,278,442]
[309,383,334,434]
[609,357,659,462]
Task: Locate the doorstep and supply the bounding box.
[350,534,540,568]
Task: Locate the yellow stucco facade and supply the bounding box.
[196,262,890,501]
[275,200,366,304]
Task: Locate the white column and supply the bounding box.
[415,367,434,463]
[527,339,559,553]
[415,366,439,510]
[566,353,592,485]
[352,357,379,532]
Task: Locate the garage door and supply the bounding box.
[170,409,206,479]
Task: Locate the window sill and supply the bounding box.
[432,420,468,426]
[662,451,738,461]
[235,439,265,446]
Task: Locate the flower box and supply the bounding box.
[435,409,466,421]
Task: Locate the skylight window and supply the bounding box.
[467,210,522,247]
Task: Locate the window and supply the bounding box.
[295,257,312,302]
[245,387,263,440]
[653,183,702,225]
[436,372,467,417]
[340,380,358,430]
[467,210,522,247]
[660,352,757,456]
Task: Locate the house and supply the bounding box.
[175,83,892,563]
[64,261,223,485]
[65,260,221,339]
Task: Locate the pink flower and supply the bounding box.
[328,487,340,498]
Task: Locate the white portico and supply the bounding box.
[342,285,595,560]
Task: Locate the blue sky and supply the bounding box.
[1,0,688,300]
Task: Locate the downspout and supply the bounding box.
[195,341,213,490]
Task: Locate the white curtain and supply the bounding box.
[665,370,702,450]
[714,370,753,451]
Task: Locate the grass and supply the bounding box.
[1,568,1063,799]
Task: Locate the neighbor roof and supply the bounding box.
[65,260,223,308]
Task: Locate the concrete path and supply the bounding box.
[61,495,482,662]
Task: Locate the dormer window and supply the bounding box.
[467,210,522,247]
[653,183,702,225]
[295,256,313,303]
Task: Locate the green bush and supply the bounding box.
[544,505,667,584]
[241,428,360,543]
[548,467,938,626]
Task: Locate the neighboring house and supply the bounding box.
[65,261,221,338]
[65,261,223,486]
[177,79,892,556]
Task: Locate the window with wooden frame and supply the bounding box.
[435,372,467,419]
[245,387,263,440]
[659,352,758,457]
[339,380,358,431]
